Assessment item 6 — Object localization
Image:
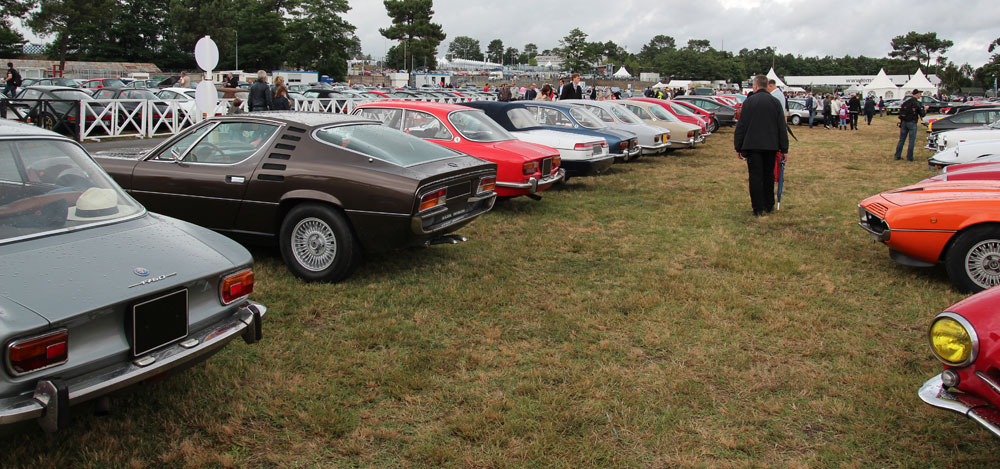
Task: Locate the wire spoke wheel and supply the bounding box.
[965,239,1000,289]
[291,217,337,272]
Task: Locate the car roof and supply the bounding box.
[216,111,376,128]
[0,117,66,138]
[359,101,469,113]
[22,85,79,91]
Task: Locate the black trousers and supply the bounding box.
[745,150,776,214]
[849,113,859,129]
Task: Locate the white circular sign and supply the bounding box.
[194,36,219,72]
[195,79,217,116]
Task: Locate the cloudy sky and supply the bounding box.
[345,0,999,69]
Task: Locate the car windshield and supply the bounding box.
[608,105,640,124]
[506,108,540,129]
[449,110,514,142]
[568,108,605,128]
[102,79,126,87]
[315,123,460,166]
[0,138,142,243]
[670,103,698,117]
[49,89,95,100]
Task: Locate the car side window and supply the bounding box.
[402,110,452,140]
[625,105,651,120]
[950,113,973,124]
[356,108,402,129]
[0,142,21,183]
[584,105,616,123]
[534,107,574,127]
[154,124,214,161]
[185,122,279,164]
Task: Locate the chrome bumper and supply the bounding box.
[919,373,1000,438]
[0,301,267,432]
[640,142,671,154]
[410,191,497,235]
[495,169,565,193]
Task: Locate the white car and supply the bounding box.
[155,87,199,117]
[928,120,1000,151]
[928,140,1000,169]
[565,100,674,154]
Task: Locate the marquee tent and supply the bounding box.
[613,67,631,78]
[861,68,899,99]
[766,67,787,89]
[901,69,937,96]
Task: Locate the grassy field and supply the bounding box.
[5,114,999,467]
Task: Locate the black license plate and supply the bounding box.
[131,290,188,356]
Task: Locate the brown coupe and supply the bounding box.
[94,112,498,282]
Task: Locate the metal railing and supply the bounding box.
[1,94,498,141]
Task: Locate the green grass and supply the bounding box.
[4,115,998,467]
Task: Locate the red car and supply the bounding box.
[669,100,718,133]
[919,286,1000,438]
[630,98,708,134]
[922,162,1000,183]
[353,101,564,199]
[80,78,127,90]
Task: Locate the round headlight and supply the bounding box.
[928,313,978,366]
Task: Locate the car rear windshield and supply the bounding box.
[0,138,142,243]
[669,103,698,117]
[568,108,605,128]
[315,123,460,167]
[506,108,540,130]
[449,110,514,142]
[646,105,677,122]
[608,105,640,124]
[102,79,126,87]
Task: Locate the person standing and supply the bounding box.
[272,85,291,110]
[848,93,861,130]
[863,95,876,125]
[734,75,789,217]
[805,93,815,128]
[535,84,554,101]
[877,97,885,117]
[822,94,832,129]
[767,79,786,112]
[225,72,239,88]
[178,72,190,88]
[497,83,512,102]
[589,86,597,100]
[248,70,272,112]
[4,62,21,98]
[524,83,537,100]
[559,73,582,100]
[830,95,842,129]
[893,89,928,161]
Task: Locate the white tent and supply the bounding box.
[901,69,937,96]
[651,82,670,89]
[613,66,631,78]
[766,67,787,89]
[862,68,899,99]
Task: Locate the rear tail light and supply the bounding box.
[687,131,694,138]
[477,176,496,193]
[7,329,68,376]
[619,141,627,150]
[221,269,254,305]
[522,161,539,175]
[419,188,447,211]
[654,135,660,143]
[573,143,591,150]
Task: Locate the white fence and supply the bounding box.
[1,94,497,141]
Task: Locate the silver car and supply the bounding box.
[0,120,266,432]
[787,99,825,126]
[561,100,672,155]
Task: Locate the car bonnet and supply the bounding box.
[0,215,239,323]
[880,180,1000,206]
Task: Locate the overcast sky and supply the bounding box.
[345,0,999,69]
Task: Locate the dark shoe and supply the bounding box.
[765,207,774,214]
[752,211,763,217]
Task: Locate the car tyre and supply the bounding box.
[708,119,719,133]
[791,115,801,126]
[945,225,1000,292]
[279,203,361,283]
[40,113,56,131]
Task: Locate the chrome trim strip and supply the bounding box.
[494,169,565,191]
[976,371,1000,395]
[343,208,409,217]
[892,228,958,233]
[919,374,1000,438]
[930,312,979,367]
[0,302,266,426]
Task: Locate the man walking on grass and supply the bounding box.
[893,89,927,162]
[734,75,789,217]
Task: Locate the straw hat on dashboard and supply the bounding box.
[67,187,135,221]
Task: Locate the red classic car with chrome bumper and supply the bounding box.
[919,286,1000,438]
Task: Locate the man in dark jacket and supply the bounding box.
[893,89,928,161]
[4,62,21,98]
[863,96,876,125]
[734,75,789,216]
[248,70,272,112]
[226,72,239,88]
[847,93,861,130]
[497,83,512,102]
[559,73,582,100]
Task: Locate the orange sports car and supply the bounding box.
[858,179,1000,292]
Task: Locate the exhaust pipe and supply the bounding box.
[429,234,467,245]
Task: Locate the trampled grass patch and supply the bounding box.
[3,115,998,466]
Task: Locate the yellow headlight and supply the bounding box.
[929,316,973,365]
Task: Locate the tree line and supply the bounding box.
[1,0,998,93]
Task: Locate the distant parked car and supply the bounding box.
[80,78,127,90]
[93,113,498,282]
[0,119,266,432]
[7,86,112,136]
[672,95,738,127]
[928,140,1000,169]
[354,101,563,198]
[520,101,642,162]
[787,99,825,126]
[919,286,1000,438]
[926,106,1000,133]
[928,120,1000,151]
[617,99,704,149]
[31,77,79,87]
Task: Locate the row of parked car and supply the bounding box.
[0,89,737,431]
[857,102,1000,438]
